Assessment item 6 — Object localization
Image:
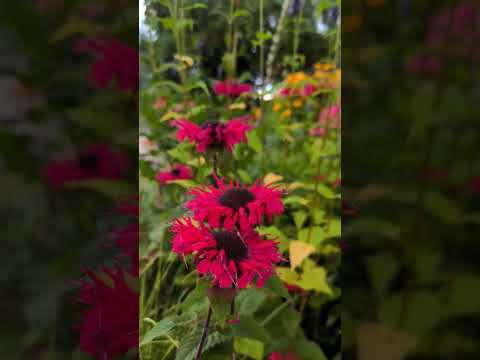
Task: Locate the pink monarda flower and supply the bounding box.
[186,175,284,231]
[44,144,129,190]
[156,164,193,185]
[75,267,138,359]
[213,80,252,98]
[171,118,251,153]
[75,37,139,93]
[269,351,300,360]
[310,103,341,137]
[171,218,281,288]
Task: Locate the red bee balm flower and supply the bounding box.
[75,267,138,359]
[43,144,129,190]
[156,164,193,185]
[172,118,251,153]
[186,176,284,231]
[171,218,281,288]
[75,37,139,93]
[214,80,252,98]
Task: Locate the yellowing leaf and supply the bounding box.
[299,266,332,295]
[160,111,182,122]
[263,173,283,185]
[229,102,247,110]
[277,267,299,285]
[287,182,306,191]
[174,54,194,67]
[290,241,315,269]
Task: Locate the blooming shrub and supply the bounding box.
[140,1,340,359]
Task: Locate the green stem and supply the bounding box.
[195,305,213,360]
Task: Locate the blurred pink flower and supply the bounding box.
[310,103,341,137]
[43,144,129,190]
[156,164,193,185]
[75,37,139,93]
[75,267,138,359]
[214,80,252,98]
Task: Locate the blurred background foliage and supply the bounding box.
[343,0,480,359]
[0,0,137,359]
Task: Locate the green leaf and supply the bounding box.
[236,289,266,317]
[233,317,271,342]
[234,337,264,360]
[247,129,262,154]
[293,211,308,230]
[298,265,332,295]
[264,276,291,299]
[324,219,341,239]
[232,9,249,19]
[295,338,327,360]
[175,330,229,360]
[185,3,208,11]
[424,190,463,224]
[185,81,210,96]
[316,184,338,199]
[366,253,399,297]
[281,308,301,339]
[298,226,325,246]
[181,283,209,313]
[140,317,175,346]
[169,179,197,189]
[210,296,231,324]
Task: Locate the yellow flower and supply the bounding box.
[314,63,335,72]
[281,109,292,119]
[293,99,303,108]
[286,72,308,85]
[253,107,262,120]
[273,102,282,112]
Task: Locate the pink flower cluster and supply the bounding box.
[280,83,316,97]
[310,103,341,137]
[171,117,251,153]
[75,37,139,92]
[171,176,284,289]
[406,0,478,74]
[75,201,139,359]
[44,144,129,190]
[156,164,193,185]
[214,80,252,98]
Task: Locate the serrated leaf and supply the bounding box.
[281,308,301,339]
[176,330,229,360]
[236,289,266,317]
[140,317,175,346]
[290,241,315,269]
[234,337,263,360]
[233,317,271,342]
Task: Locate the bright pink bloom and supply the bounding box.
[302,83,316,97]
[279,87,292,97]
[75,267,138,359]
[171,118,251,153]
[171,218,281,288]
[214,80,252,98]
[75,37,139,93]
[44,144,129,190]
[310,104,341,137]
[156,164,193,185]
[186,175,284,231]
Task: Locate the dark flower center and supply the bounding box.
[77,153,98,171]
[219,188,255,212]
[213,230,247,262]
[171,168,181,176]
[202,120,225,148]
